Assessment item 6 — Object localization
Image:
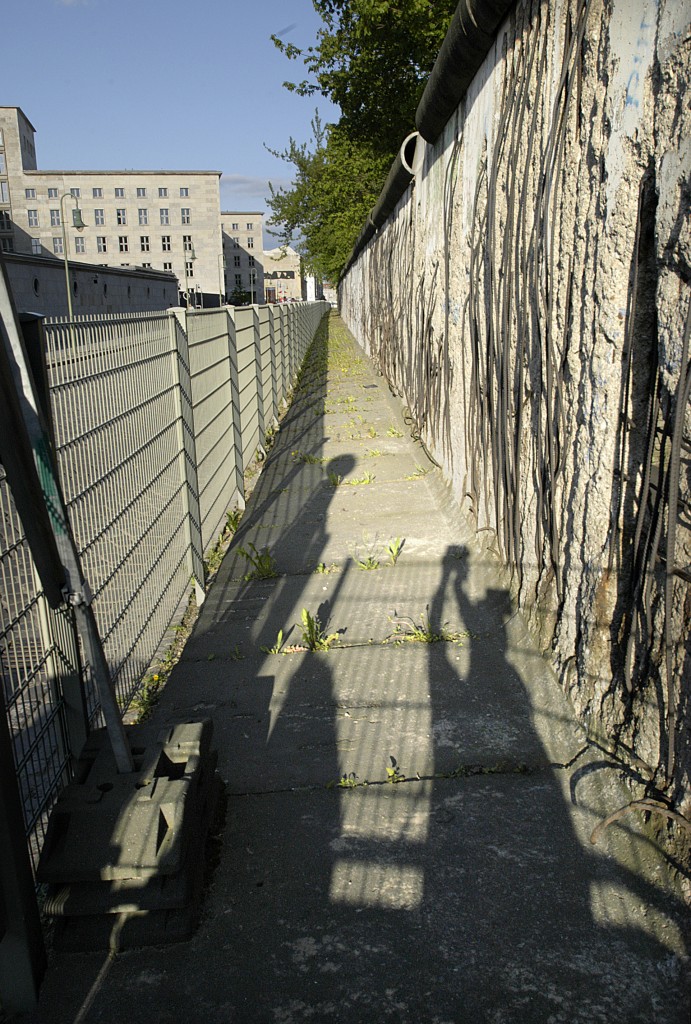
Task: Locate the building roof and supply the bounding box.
[24,168,222,177]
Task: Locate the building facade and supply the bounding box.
[263,245,303,302]
[0,107,222,303]
[221,211,264,303]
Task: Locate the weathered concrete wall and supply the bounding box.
[339,0,690,827]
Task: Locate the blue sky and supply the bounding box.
[1,0,340,244]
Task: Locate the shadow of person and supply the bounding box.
[414,543,690,1021]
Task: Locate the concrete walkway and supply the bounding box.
[25,314,689,1023]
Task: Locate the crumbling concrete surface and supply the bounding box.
[339,0,691,864]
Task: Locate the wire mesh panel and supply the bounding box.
[257,305,277,428]
[186,308,243,551]
[0,473,77,871]
[43,312,195,709]
[235,305,262,468]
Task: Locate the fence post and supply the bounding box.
[169,311,205,602]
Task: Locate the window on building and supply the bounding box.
[94,208,105,225]
[0,211,11,230]
[183,234,193,252]
[27,209,39,227]
[163,261,172,272]
[142,262,152,268]
[246,222,253,230]
[53,237,63,255]
[0,155,5,174]
[115,187,125,197]
[234,274,242,288]
[48,187,58,199]
[247,237,254,249]
[233,255,240,267]
[160,208,169,225]
[179,187,189,197]
[97,236,107,253]
[92,186,103,198]
[140,236,150,252]
[231,222,238,230]
[50,209,61,226]
[138,208,148,225]
[231,236,239,247]
[119,236,129,252]
[75,236,86,254]
[185,261,194,277]
[70,187,80,198]
[181,208,190,224]
[0,238,13,253]
[25,187,36,199]
[116,208,127,225]
[158,187,168,198]
[31,237,41,255]
[0,182,9,203]
[0,129,4,146]
[137,187,147,197]
[161,235,171,251]
[248,255,255,266]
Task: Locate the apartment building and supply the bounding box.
[220,211,264,303]
[0,106,222,302]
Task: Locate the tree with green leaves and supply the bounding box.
[267,0,456,278]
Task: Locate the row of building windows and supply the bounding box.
[225,235,254,248]
[26,207,192,227]
[36,233,198,255]
[227,222,254,230]
[23,185,191,200]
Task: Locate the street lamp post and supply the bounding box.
[60,192,86,320]
[183,243,196,310]
[218,254,226,307]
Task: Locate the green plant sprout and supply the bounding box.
[404,464,429,480]
[357,555,380,571]
[226,507,242,532]
[387,423,404,437]
[300,608,339,651]
[292,449,326,464]
[386,756,405,784]
[386,537,405,566]
[328,471,343,487]
[344,472,375,486]
[390,607,465,644]
[315,562,339,574]
[261,629,284,655]
[239,543,278,581]
[365,448,383,458]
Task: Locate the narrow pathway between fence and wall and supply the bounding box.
[24,313,690,1024]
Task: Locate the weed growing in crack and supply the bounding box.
[389,607,465,644]
[386,755,405,783]
[357,555,380,571]
[344,472,375,486]
[386,537,405,566]
[239,543,278,581]
[387,423,404,438]
[261,629,284,655]
[328,471,342,487]
[300,608,339,651]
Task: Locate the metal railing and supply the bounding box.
[2,300,328,871]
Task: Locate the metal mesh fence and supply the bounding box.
[4,300,328,872]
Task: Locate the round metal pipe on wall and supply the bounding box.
[415,0,516,144]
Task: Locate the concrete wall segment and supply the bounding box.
[339,0,691,840]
